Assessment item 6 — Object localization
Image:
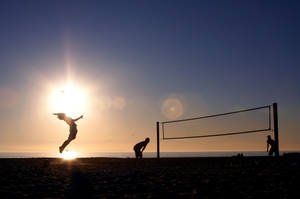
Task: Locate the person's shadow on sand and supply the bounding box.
[66,169,95,199]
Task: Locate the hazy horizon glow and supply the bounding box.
[0,0,300,154]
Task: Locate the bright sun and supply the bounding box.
[61,151,78,160]
[50,83,88,118]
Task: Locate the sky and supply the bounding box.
[0,0,299,153]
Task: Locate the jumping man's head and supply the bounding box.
[267,135,271,140]
[53,113,66,120]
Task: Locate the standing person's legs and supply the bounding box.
[134,149,139,158]
[140,151,143,158]
[134,149,143,159]
[269,147,274,156]
[134,145,140,159]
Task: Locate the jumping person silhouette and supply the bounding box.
[133,138,150,159]
[53,113,83,153]
[266,135,276,156]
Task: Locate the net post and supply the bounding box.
[273,103,279,157]
[156,122,160,159]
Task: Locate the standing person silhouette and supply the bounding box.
[266,135,276,156]
[53,113,83,153]
[133,138,150,159]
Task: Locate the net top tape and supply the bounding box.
[161,105,271,124]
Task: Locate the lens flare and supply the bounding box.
[162,98,184,119]
[113,96,126,110]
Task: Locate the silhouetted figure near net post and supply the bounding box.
[267,135,276,156]
[53,113,83,153]
[133,138,150,159]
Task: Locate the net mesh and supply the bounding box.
[162,105,272,140]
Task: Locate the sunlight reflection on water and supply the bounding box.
[61,151,78,160]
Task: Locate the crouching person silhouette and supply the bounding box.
[133,138,150,159]
[53,113,83,153]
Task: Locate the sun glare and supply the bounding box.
[61,151,78,160]
[50,83,88,118]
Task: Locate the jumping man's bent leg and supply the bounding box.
[60,139,72,153]
[59,131,76,153]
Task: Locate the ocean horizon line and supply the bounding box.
[0,151,299,158]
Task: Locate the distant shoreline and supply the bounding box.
[0,151,299,158]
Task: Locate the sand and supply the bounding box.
[0,156,299,198]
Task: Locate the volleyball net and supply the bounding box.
[156,103,279,158]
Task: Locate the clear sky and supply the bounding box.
[0,0,299,153]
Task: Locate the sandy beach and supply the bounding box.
[0,156,299,198]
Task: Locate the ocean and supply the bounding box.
[0,151,298,158]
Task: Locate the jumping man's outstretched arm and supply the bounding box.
[73,115,83,122]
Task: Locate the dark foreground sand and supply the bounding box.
[0,156,299,199]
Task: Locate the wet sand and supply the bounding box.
[0,156,299,198]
